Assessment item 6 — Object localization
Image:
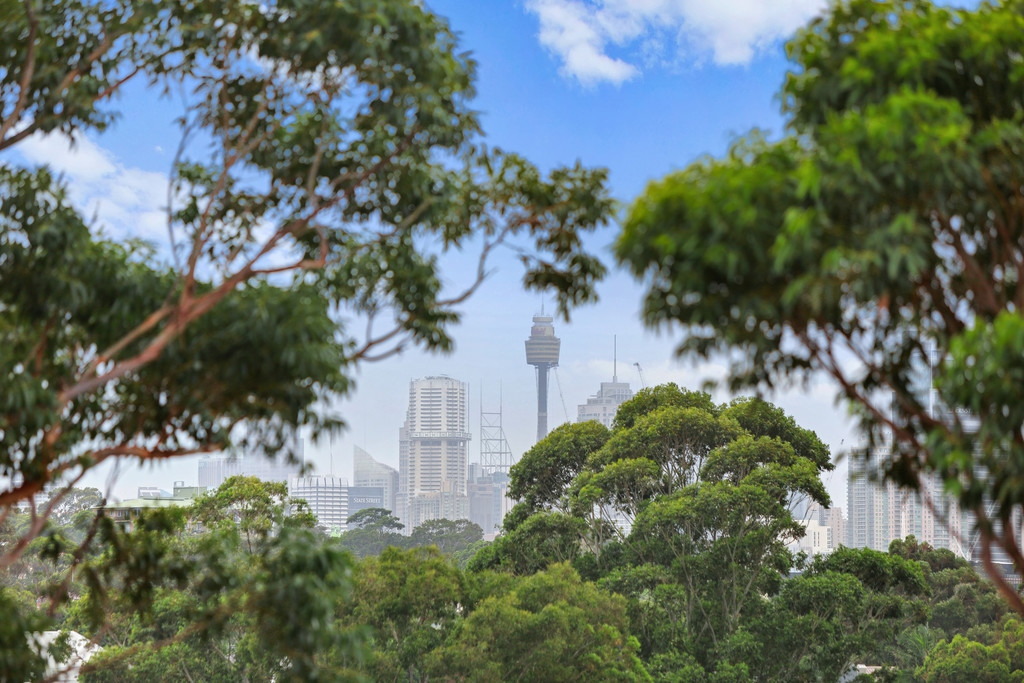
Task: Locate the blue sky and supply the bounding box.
[13,0,855,506]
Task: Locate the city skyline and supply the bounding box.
[15,0,857,509]
[104,313,853,510]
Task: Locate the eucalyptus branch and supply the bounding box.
[186,77,277,290]
[167,112,196,272]
[0,0,38,144]
[0,30,119,152]
[96,65,143,102]
[979,527,1024,616]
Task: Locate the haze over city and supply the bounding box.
[10,0,857,505]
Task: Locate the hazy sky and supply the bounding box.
[12,0,857,506]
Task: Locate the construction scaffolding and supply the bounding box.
[479,400,515,475]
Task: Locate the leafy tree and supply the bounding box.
[878,536,1007,643]
[451,539,491,570]
[611,383,719,431]
[508,420,611,520]
[1,0,611,565]
[346,508,404,533]
[69,484,366,681]
[470,510,588,575]
[617,0,1024,605]
[428,563,650,682]
[191,476,312,553]
[890,624,946,672]
[485,385,834,676]
[337,508,405,558]
[593,392,830,651]
[408,518,483,556]
[38,488,103,527]
[916,635,1020,683]
[889,536,967,573]
[807,547,929,599]
[340,546,465,681]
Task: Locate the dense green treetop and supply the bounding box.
[408,518,483,555]
[479,384,837,677]
[617,0,1024,607]
[428,563,650,682]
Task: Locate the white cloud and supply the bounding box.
[529,0,639,86]
[16,132,306,276]
[19,132,117,182]
[18,132,171,245]
[525,0,827,85]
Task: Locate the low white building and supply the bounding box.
[32,630,101,682]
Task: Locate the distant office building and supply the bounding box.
[577,378,632,429]
[197,456,228,489]
[821,506,846,551]
[397,376,471,529]
[137,487,170,499]
[353,445,398,513]
[348,486,387,517]
[797,517,833,557]
[171,481,207,499]
[288,475,348,533]
[467,464,512,537]
[198,452,302,489]
[407,487,470,530]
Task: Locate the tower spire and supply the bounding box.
[525,313,560,442]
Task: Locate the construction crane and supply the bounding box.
[633,362,646,389]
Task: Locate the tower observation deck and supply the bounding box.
[525,314,560,442]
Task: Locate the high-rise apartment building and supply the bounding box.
[847,449,966,556]
[577,339,633,429]
[845,347,971,557]
[397,376,471,530]
[353,445,398,513]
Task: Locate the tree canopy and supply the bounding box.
[475,385,846,677]
[1,0,615,674]
[618,0,1024,606]
[2,423,1017,680]
[0,0,612,565]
